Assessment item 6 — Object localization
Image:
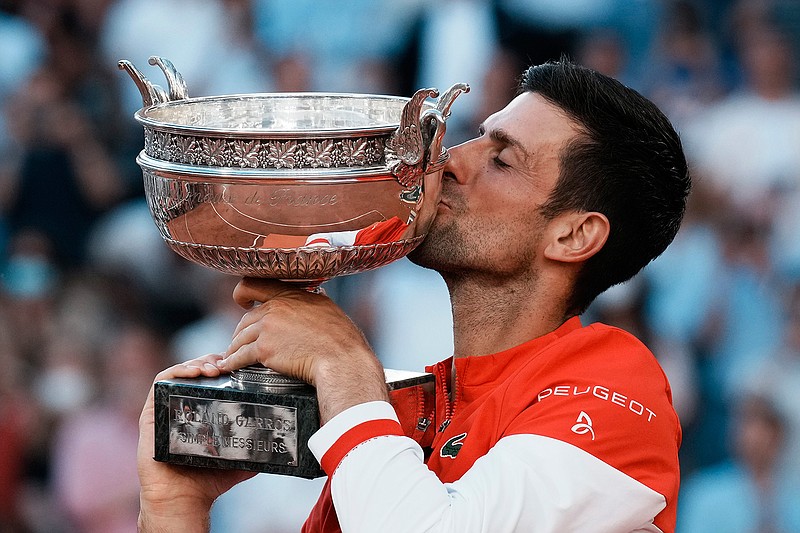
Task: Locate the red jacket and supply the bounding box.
[304,317,681,532]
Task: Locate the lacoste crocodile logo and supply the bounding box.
[440,432,467,458]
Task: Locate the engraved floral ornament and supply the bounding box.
[144,131,386,170]
[233,140,260,168]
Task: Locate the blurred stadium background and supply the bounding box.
[2,0,800,531]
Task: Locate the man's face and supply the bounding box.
[410,92,582,279]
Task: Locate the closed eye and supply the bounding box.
[493,156,510,169]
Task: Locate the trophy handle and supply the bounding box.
[148,56,189,101]
[117,56,190,108]
[386,88,438,187]
[421,108,447,174]
[386,83,469,187]
[436,82,470,119]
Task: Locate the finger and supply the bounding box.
[217,341,263,372]
[140,380,158,430]
[155,354,226,383]
[141,355,226,435]
[184,353,226,375]
[227,320,261,358]
[230,300,270,339]
[154,363,201,383]
[233,278,299,309]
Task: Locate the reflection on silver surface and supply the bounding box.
[138,93,410,135]
[168,395,299,465]
[230,365,310,392]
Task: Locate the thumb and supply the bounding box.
[233,278,298,309]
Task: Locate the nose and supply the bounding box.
[442,139,473,185]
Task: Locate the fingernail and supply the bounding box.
[203,363,217,371]
[216,358,227,369]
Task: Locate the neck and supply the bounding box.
[444,272,570,358]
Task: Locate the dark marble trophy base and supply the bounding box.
[153,369,433,479]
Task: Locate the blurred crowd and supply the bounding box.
[1,0,800,531]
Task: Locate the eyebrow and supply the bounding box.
[480,125,534,166]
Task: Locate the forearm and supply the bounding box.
[314,355,389,425]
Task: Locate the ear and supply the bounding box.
[543,211,610,264]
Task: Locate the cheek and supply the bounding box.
[487,202,546,256]
[471,190,543,233]
[453,211,539,271]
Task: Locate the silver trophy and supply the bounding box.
[120,57,468,477]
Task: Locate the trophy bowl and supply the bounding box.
[120,57,467,477]
[120,57,469,285]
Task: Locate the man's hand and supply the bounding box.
[137,355,255,533]
[218,278,389,424]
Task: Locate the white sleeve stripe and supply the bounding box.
[307,400,398,459]
[330,433,667,532]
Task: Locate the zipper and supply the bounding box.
[435,362,459,433]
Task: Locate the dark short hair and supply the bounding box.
[521,59,691,316]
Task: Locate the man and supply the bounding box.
[137,59,690,532]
